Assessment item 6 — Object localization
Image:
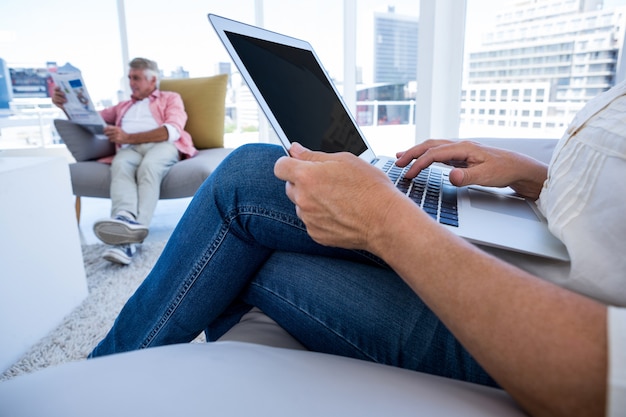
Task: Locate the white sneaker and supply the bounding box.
[94,213,149,245]
[103,244,137,265]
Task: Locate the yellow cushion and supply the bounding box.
[160,74,228,149]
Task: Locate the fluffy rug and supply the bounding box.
[0,241,205,382]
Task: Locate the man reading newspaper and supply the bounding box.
[52,57,197,265]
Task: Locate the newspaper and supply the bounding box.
[50,63,107,138]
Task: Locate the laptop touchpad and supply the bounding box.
[468,188,539,221]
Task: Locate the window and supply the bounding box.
[4,0,626,150]
[354,1,418,153]
[461,0,626,139]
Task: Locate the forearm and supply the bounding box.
[125,126,169,144]
[507,153,548,200]
[370,196,607,417]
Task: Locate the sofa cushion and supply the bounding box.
[218,307,307,350]
[69,148,233,199]
[160,75,229,150]
[0,342,525,417]
[54,119,115,162]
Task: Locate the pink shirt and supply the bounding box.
[99,89,198,160]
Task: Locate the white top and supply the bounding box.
[536,85,626,307]
[121,98,180,143]
[489,82,626,308]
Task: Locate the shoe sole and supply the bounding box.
[103,251,132,265]
[94,221,149,245]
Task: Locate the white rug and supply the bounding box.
[0,241,205,382]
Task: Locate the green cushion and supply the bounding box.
[160,74,228,149]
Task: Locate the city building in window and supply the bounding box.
[461,0,626,138]
[373,7,419,85]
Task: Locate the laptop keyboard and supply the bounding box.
[381,161,459,227]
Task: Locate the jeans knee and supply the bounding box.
[230,143,285,165]
[214,143,284,187]
[202,143,287,212]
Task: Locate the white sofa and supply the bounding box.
[0,341,526,417]
[0,138,557,416]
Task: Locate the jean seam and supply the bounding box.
[232,204,307,233]
[139,202,382,349]
[139,204,306,348]
[248,281,379,364]
[139,220,231,348]
[232,205,387,267]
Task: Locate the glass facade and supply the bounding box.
[461,0,626,138]
[373,10,419,84]
[3,0,626,150]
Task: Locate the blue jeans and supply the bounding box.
[90,143,497,387]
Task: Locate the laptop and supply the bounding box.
[208,13,569,261]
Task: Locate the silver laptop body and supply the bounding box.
[209,13,569,261]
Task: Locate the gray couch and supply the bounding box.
[55,119,233,199]
[0,138,557,416]
[54,74,233,222]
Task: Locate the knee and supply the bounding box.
[228,143,285,165]
[111,152,135,172]
[199,143,286,204]
[136,160,166,180]
[213,143,285,186]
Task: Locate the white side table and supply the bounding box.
[0,156,88,371]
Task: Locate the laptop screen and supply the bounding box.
[224,30,367,156]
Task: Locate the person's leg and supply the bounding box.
[91,142,495,388]
[135,142,179,225]
[110,147,142,218]
[242,252,498,387]
[95,146,150,249]
[89,144,373,357]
